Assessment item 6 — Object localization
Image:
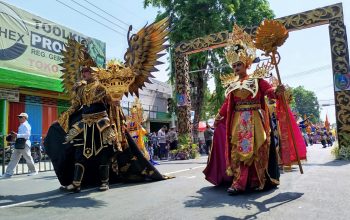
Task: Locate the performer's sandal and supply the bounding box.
[227,187,240,195]
[99,183,109,191]
[65,184,81,193]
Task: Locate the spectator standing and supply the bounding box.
[149,132,159,160]
[167,126,178,151]
[2,113,37,178]
[203,124,214,154]
[158,125,167,160]
[308,133,313,146]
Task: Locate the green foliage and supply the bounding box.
[178,133,191,146]
[144,0,274,124]
[292,86,320,123]
[331,135,350,160]
[170,133,200,159]
[200,87,215,120]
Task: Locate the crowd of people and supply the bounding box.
[147,125,179,161]
[302,130,335,148]
[298,117,336,148]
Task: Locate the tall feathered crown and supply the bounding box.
[225,24,256,67]
[129,97,144,123]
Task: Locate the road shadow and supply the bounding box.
[23,189,108,209]
[0,181,158,209]
[184,185,303,219]
[0,189,64,207]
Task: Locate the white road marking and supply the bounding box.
[12,178,26,182]
[164,165,206,175]
[186,176,196,179]
[0,201,33,209]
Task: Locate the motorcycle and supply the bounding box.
[0,145,13,163]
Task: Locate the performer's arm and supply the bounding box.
[214,97,228,127]
[259,79,277,99]
[57,97,81,132]
[218,96,228,118]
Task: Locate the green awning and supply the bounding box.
[0,67,63,92]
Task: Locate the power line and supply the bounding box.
[319,98,335,101]
[81,0,130,27]
[69,0,129,32]
[284,65,331,79]
[55,0,125,36]
[314,84,333,93]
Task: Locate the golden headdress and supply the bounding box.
[129,97,144,124]
[60,18,169,101]
[221,24,275,87]
[225,24,256,67]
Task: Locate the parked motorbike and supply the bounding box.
[0,145,13,163]
[31,141,43,163]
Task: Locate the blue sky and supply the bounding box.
[4,0,350,124]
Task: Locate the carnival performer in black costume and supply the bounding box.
[45,18,171,192]
[57,65,120,192]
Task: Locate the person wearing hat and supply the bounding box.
[2,113,37,178]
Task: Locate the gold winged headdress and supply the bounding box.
[225,24,256,68]
[59,38,97,96]
[60,18,169,101]
[221,24,274,87]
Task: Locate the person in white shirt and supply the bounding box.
[157,125,168,160]
[2,113,37,178]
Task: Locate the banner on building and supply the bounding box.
[0,1,106,79]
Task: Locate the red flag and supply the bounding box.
[325,114,330,131]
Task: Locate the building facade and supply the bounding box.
[121,78,173,133]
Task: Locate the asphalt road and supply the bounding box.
[0,144,349,220]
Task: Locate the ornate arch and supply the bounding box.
[174,3,350,148]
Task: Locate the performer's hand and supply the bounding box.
[275,84,285,96]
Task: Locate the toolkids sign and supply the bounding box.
[0,1,106,78]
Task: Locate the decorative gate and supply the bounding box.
[174,3,349,148]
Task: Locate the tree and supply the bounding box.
[292,86,320,123]
[144,0,274,142]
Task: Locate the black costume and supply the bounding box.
[45,79,167,190]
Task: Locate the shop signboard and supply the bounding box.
[0,1,106,80]
[0,88,19,102]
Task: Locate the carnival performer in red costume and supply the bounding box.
[204,24,289,195]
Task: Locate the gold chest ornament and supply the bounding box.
[225,78,259,98]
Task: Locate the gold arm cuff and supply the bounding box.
[58,112,69,133]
